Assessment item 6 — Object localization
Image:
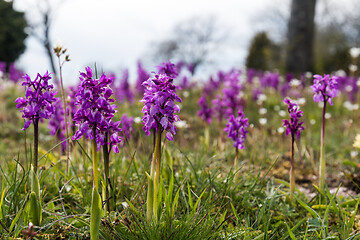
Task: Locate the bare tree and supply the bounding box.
[25,0,62,81]
[151,16,226,74]
[285,0,317,74]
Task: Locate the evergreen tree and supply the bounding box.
[0,0,28,71]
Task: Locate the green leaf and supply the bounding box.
[193,188,206,214]
[346,195,360,238]
[28,192,41,226]
[90,188,102,240]
[30,166,40,201]
[171,187,181,219]
[285,221,297,240]
[187,182,193,210]
[294,195,320,219]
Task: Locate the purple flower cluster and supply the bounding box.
[120,114,134,140]
[115,69,134,104]
[156,61,178,79]
[222,69,245,117]
[141,71,181,141]
[48,98,67,151]
[311,74,338,105]
[282,98,304,139]
[224,109,249,150]
[72,67,122,153]
[15,72,58,130]
[260,72,280,90]
[197,95,212,124]
[136,61,150,95]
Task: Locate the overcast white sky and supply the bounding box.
[13,0,287,85]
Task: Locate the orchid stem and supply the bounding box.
[319,100,326,194]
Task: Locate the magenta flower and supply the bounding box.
[311,74,338,105]
[224,109,249,150]
[120,114,134,140]
[197,95,212,124]
[72,67,122,153]
[282,98,304,139]
[48,98,67,151]
[156,60,178,79]
[140,71,181,141]
[222,69,245,117]
[115,69,134,104]
[212,94,227,122]
[15,72,58,130]
[136,60,150,95]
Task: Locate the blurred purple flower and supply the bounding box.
[8,63,25,83]
[282,98,304,139]
[120,114,134,140]
[140,71,181,141]
[224,108,249,150]
[115,69,134,104]
[0,62,5,74]
[187,63,195,75]
[48,98,67,151]
[156,60,178,79]
[136,61,150,95]
[175,60,184,74]
[252,88,262,101]
[212,94,227,122]
[15,72,58,130]
[222,69,245,116]
[203,76,221,96]
[197,95,212,124]
[246,68,256,84]
[260,72,280,89]
[311,74,338,105]
[72,67,122,153]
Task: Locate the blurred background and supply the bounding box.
[1,0,360,85]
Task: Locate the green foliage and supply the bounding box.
[246,31,282,71]
[0,0,27,67]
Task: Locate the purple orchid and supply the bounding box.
[48,98,67,152]
[72,67,122,153]
[224,108,249,150]
[15,72,58,130]
[156,60,178,79]
[282,98,304,139]
[115,69,134,104]
[197,95,212,124]
[222,69,245,117]
[140,71,181,141]
[311,74,338,105]
[212,94,227,123]
[120,114,134,141]
[136,60,150,95]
